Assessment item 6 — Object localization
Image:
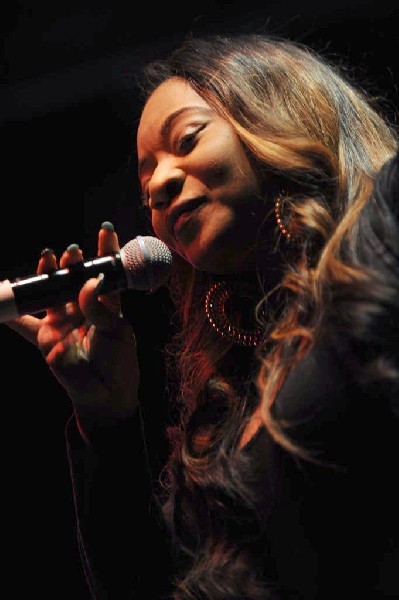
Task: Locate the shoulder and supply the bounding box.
[270,337,398,462]
[273,340,354,424]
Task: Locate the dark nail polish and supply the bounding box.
[67,243,80,252]
[40,248,54,257]
[101,221,114,232]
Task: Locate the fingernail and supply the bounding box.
[94,272,105,295]
[40,247,54,257]
[67,243,80,252]
[101,221,114,232]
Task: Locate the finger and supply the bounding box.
[37,247,58,274]
[42,243,83,319]
[59,243,84,269]
[4,247,60,344]
[4,314,41,345]
[98,221,120,256]
[97,221,122,314]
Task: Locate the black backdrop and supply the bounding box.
[1,1,398,596]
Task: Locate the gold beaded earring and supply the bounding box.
[204,281,265,347]
[274,195,292,241]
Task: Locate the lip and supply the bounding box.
[167,197,207,236]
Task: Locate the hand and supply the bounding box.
[5,222,140,441]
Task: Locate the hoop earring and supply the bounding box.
[274,196,292,241]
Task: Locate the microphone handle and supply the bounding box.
[0,254,126,321]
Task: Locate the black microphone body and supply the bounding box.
[0,235,173,323]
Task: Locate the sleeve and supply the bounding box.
[358,149,399,264]
[351,149,399,416]
[65,409,174,599]
[318,149,399,417]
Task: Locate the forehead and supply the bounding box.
[137,77,211,149]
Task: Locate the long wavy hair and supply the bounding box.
[136,34,399,599]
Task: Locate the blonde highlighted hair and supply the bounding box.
[139,33,398,441]
[137,33,399,599]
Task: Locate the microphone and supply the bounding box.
[0,235,173,323]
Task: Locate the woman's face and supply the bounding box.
[137,77,265,274]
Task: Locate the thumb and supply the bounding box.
[3,314,41,345]
[78,273,122,331]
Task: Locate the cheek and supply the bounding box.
[197,131,240,183]
[202,138,257,192]
[196,151,230,188]
[151,214,175,248]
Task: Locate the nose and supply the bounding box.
[148,164,185,210]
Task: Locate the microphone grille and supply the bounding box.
[120,235,173,291]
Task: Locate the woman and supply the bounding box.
[6,34,399,598]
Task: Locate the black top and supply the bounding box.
[65,152,399,599]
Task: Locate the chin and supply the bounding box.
[188,253,255,275]
[176,235,257,274]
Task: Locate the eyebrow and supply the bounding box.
[137,105,212,178]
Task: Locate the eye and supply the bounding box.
[178,133,196,153]
[178,124,206,154]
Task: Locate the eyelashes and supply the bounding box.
[178,132,197,153]
[178,123,206,153]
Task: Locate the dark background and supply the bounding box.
[1,1,398,596]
